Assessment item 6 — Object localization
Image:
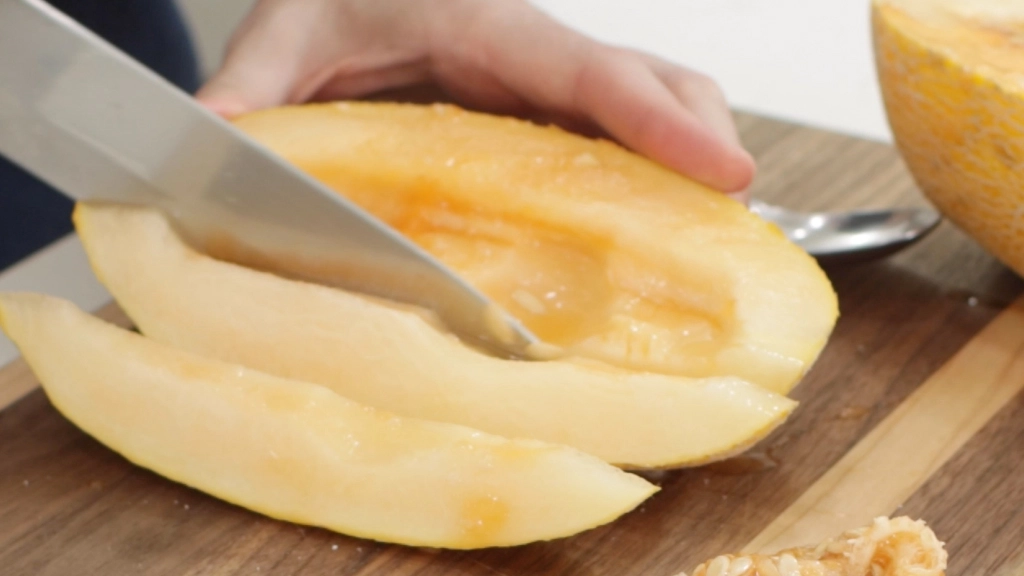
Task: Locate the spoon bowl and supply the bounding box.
[750,200,942,265]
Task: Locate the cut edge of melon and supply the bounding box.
[74,201,798,470]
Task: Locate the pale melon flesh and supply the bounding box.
[75,203,797,470]
[0,292,656,549]
[228,102,838,395]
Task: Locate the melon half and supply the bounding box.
[874,0,1024,275]
[227,103,838,395]
[0,292,655,549]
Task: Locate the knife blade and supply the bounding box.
[0,0,540,358]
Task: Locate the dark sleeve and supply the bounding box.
[0,0,201,270]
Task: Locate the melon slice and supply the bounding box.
[75,202,797,470]
[226,102,837,395]
[873,0,1024,275]
[680,517,946,576]
[0,292,656,548]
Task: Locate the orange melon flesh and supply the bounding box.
[0,292,657,549]
[230,102,838,395]
[873,0,1024,276]
[74,203,797,470]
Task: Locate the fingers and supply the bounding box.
[641,53,755,201]
[195,0,320,118]
[434,2,754,193]
[571,49,756,194]
[196,0,438,119]
[639,53,744,147]
[199,0,756,196]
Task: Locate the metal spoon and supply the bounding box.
[749,200,942,265]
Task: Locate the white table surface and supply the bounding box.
[0,0,890,368]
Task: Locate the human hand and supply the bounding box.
[196,0,755,196]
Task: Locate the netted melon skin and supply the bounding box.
[874,1,1024,276]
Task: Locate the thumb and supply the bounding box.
[194,1,319,118]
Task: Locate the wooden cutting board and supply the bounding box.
[2,112,1023,576]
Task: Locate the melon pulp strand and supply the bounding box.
[684,516,946,576]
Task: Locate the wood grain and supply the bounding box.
[745,296,1024,553]
[0,359,34,413]
[1,112,1022,576]
[901,379,1024,576]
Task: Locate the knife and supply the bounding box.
[0,0,540,358]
